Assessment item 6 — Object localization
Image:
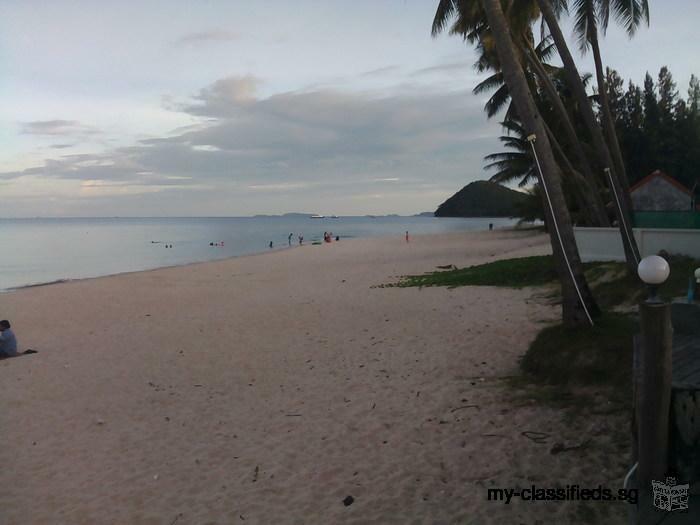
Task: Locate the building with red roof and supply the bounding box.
[630,170,695,212]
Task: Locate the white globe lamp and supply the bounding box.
[637,255,670,303]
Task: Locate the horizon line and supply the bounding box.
[0,213,437,220]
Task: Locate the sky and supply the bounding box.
[1,0,699,217]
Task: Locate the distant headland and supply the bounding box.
[434,180,526,218]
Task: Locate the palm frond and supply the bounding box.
[609,0,650,35]
[581,72,593,88]
[473,72,504,95]
[483,118,535,187]
[484,152,528,162]
[499,118,526,136]
[484,84,511,118]
[571,0,597,53]
[535,36,557,63]
[431,0,457,37]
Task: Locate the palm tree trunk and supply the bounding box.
[481,0,599,326]
[536,0,640,273]
[590,32,631,199]
[544,122,602,226]
[521,43,610,226]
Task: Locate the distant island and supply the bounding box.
[434,180,527,218]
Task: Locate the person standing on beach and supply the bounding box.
[288,233,293,246]
[405,231,409,242]
[0,320,18,358]
[269,241,273,249]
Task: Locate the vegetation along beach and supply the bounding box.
[2,1,700,524]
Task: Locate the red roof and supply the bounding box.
[629,170,692,195]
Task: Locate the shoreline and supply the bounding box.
[1,225,533,294]
[1,243,300,294]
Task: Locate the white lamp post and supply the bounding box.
[638,255,670,303]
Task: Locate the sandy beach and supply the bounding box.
[1,230,631,524]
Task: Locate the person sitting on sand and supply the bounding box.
[0,320,18,358]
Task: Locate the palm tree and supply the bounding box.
[570,0,649,193]
[480,0,599,326]
[536,0,641,272]
[473,38,610,226]
[434,1,610,226]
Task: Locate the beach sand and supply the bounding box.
[1,230,631,524]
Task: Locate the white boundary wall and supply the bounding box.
[573,227,700,262]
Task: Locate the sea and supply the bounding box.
[0,216,520,291]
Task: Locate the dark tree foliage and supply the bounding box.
[606,66,700,191]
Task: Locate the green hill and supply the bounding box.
[434,180,527,218]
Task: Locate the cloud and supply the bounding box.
[360,65,401,77]
[183,76,261,117]
[412,60,473,76]
[247,182,314,191]
[19,120,99,136]
[2,76,500,208]
[174,30,238,46]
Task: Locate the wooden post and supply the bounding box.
[637,302,673,489]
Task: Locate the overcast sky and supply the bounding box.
[1,0,698,217]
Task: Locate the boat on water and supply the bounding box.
[330,215,339,219]
[310,214,325,219]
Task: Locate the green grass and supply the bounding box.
[391,255,558,289]
[392,254,698,309]
[588,255,698,307]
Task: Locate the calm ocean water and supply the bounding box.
[0,216,519,291]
